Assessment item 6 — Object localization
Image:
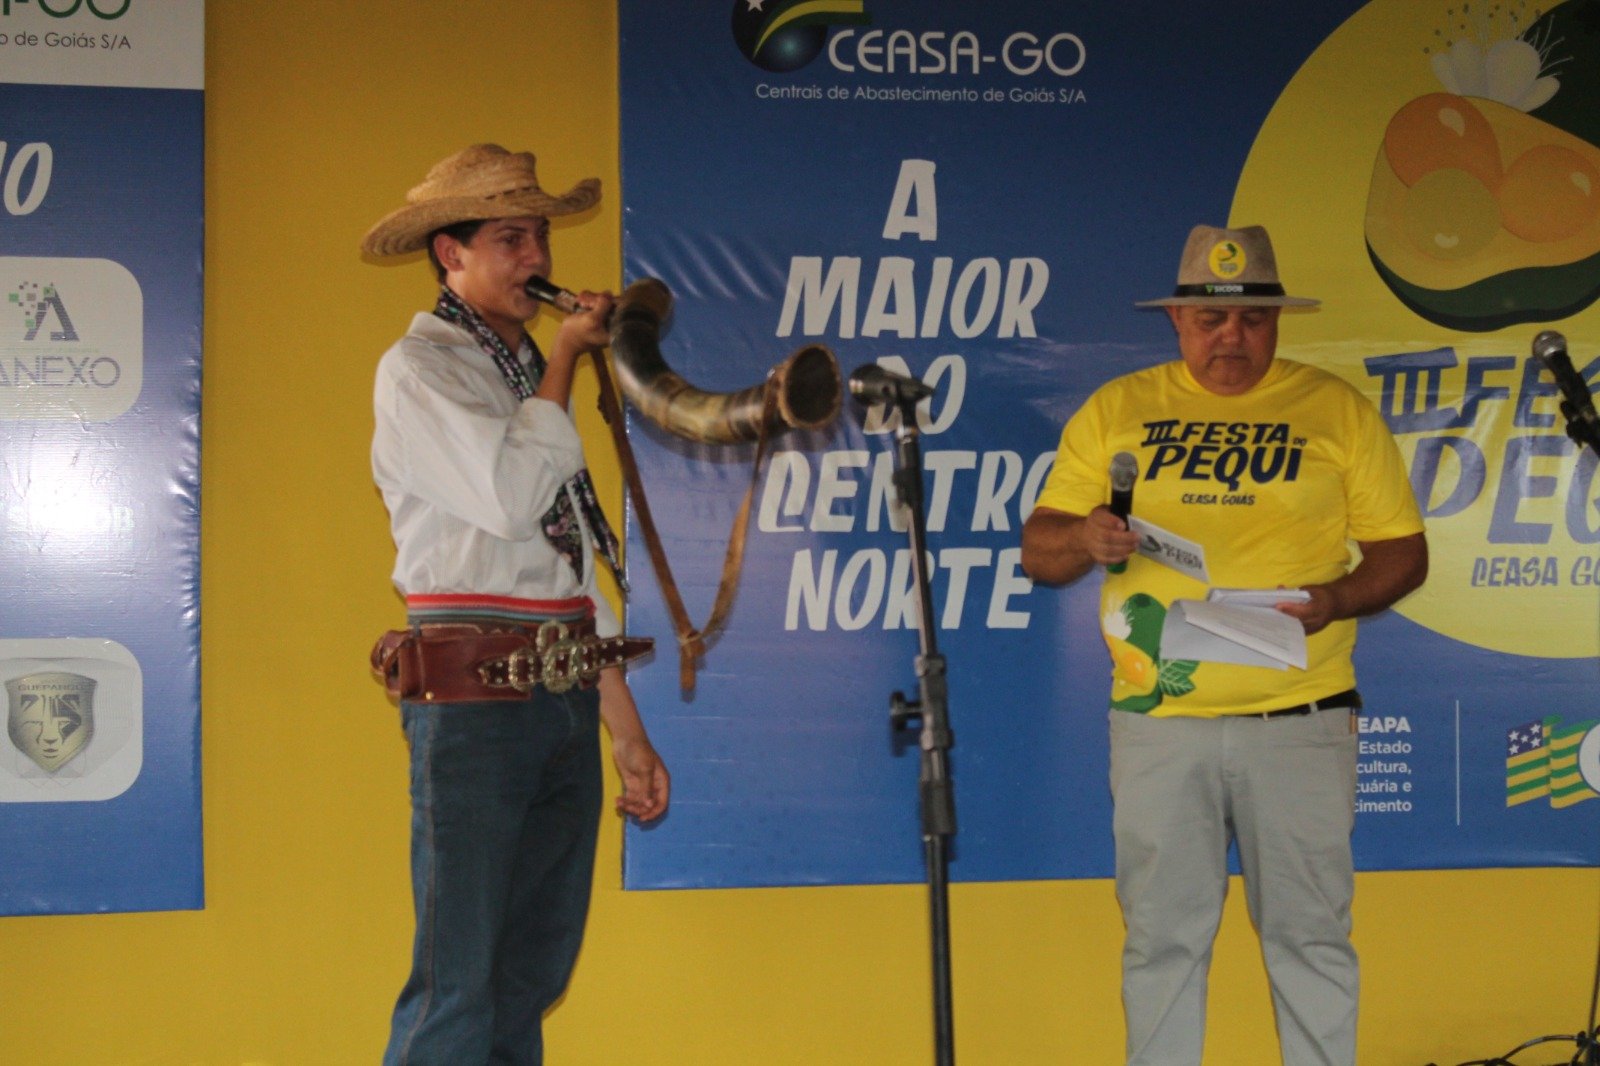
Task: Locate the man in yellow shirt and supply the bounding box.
[1022,224,1427,1066]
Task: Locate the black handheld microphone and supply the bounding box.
[848,364,934,405]
[523,275,584,314]
[1106,451,1138,574]
[1532,330,1600,448]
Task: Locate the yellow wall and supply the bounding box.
[0,2,1596,1063]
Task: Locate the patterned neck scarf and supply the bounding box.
[434,285,628,593]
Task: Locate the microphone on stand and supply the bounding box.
[1106,451,1138,574]
[848,363,934,405]
[1532,330,1600,455]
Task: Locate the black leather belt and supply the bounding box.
[1254,688,1362,719]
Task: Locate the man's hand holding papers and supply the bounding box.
[1159,587,1313,670]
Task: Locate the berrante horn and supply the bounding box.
[608,278,841,444]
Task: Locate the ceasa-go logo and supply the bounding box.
[732,0,869,72]
[0,257,143,421]
[0,0,129,18]
[732,0,1087,81]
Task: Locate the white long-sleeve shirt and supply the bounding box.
[371,312,619,636]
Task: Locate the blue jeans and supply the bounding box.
[384,689,602,1066]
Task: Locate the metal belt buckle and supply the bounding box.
[537,620,583,694]
[478,645,541,693]
[506,646,540,693]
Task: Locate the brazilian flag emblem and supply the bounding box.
[731,0,871,73]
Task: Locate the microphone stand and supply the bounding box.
[1468,369,1600,1066]
[881,389,957,1066]
[1557,397,1600,458]
[1551,352,1600,1066]
[1578,395,1600,1066]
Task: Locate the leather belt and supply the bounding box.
[371,620,654,703]
[1253,688,1362,720]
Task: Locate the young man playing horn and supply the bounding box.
[1022,225,1427,1066]
[363,143,668,1066]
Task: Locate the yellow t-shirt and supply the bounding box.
[1033,357,1423,717]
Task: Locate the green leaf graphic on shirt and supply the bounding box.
[1157,658,1198,698]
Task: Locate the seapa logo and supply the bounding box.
[9,281,78,342]
[732,0,869,73]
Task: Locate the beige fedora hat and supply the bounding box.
[361,143,601,258]
[1135,224,1319,308]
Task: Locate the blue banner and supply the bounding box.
[619,0,1600,888]
[0,2,204,914]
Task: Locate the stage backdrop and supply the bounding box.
[618,0,1600,889]
[0,1,204,914]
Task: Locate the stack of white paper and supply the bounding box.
[1159,588,1311,670]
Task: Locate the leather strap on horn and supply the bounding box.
[592,351,777,692]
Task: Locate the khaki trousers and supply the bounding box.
[1109,707,1360,1066]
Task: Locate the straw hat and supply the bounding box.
[1135,224,1319,308]
[361,143,601,258]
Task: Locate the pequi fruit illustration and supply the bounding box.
[1365,0,1600,331]
[1104,593,1197,714]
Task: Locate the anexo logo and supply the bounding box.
[0,0,130,18]
[732,0,869,73]
[10,282,78,342]
[0,258,142,422]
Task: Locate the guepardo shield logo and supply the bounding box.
[731,0,869,73]
[6,672,94,773]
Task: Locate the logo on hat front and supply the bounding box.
[6,672,94,773]
[1208,240,1246,279]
